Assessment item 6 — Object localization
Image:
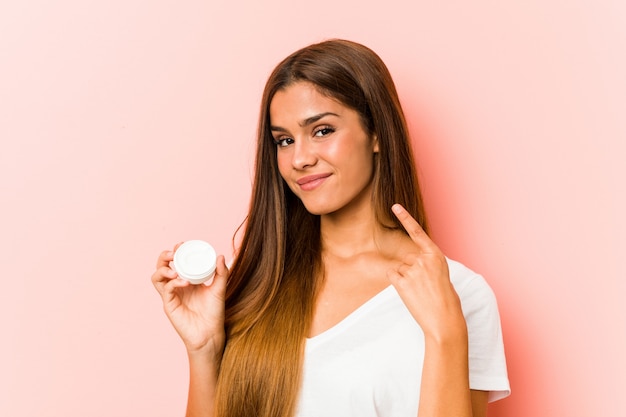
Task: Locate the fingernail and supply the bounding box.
[392,204,402,214]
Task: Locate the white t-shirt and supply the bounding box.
[295,258,510,417]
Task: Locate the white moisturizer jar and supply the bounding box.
[173,240,217,285]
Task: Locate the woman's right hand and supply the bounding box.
[151,243,228,356]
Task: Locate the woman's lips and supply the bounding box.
[296,173,331,191]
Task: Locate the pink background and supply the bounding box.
[1,1,624,416]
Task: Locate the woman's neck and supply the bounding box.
[320,204,383,259]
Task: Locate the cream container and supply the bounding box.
[173,240,217,284]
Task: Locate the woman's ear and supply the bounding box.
[373,134,379,153]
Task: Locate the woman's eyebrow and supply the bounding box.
[270,112,340,132]
[298,112,339,127]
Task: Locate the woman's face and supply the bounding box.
[269,81,378,216]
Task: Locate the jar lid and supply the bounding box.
[173,240,217,284]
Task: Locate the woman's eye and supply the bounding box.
[314,127,334,137]
[273,137,294,147]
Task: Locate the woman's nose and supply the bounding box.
[292,138,317,169]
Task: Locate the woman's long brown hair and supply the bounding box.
[214,39,428,417]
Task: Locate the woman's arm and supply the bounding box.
[388,204,474,417]
[186,349,222,417]
[471,390,489,417]
[152,246,229,417]
[418,330,472,417]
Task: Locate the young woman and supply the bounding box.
[152,39,510,417]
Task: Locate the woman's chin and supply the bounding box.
[300,200,337,216]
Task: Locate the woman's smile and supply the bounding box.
[296,173,332,191]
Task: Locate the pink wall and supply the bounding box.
[1,1,624,416]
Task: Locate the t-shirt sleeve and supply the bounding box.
[450,261,511,402]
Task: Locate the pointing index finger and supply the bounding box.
[391,204,435,252]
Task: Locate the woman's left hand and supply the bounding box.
[387,204,467,341]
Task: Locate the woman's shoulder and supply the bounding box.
[447,258,489,289]
[446,258,499,313]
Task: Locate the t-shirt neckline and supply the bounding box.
[306,284,396,348]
